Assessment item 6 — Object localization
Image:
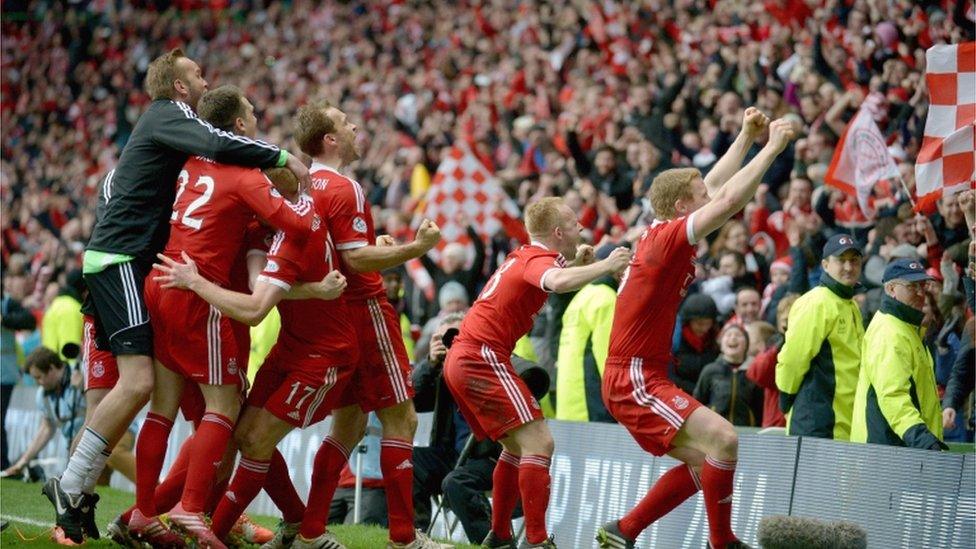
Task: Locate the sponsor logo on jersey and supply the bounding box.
[288,410,301,420]
[265,260,279,273]
[395,459,413,471]
[353,217,367,233]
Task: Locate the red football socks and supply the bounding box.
[210,456,270,539]
[299,437,350,538]
[380,437,415,543]
[702,456,738,548]
[519,454,552,545]
[181,412,234,512]
[490,451,521,538]
[266,449,306,524]
[135,413,173,516]
[619,464,701,539]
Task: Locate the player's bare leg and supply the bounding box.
[496,419,554,547]
[670,407,743,549]
[290,403,367,547]
[209,406,294,540]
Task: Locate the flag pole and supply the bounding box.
[896,173,917,209]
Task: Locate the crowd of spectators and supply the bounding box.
[2,0,974,464]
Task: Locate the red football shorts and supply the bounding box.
[247,343,353,428]
[442,341,543,441]
[338,298,414,412]
[602,356,702,456]
[179,321,251,425]
[145,274,243,387]
[83,315,118,391]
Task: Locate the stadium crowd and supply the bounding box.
[0,0,974,545]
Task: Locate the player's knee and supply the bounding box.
[234,426,262,455]
[711,425,739,458]
[379,402,417,439]
[120,374,153,403]
[519,424,554,456]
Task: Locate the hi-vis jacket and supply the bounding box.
[851,295,944,449]
[776,273,864,440]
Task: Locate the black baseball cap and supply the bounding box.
[822,234,861,259]
[882,258,934,284]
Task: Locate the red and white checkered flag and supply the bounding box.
[915,42,976,212]
[406,141,519,299]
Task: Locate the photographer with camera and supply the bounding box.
[2,347,86,481]
[412,312,537,543]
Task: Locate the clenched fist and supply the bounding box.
[742,106,770,139]
[414,218,442,250]
[766,118,798,154]
[317,270,347,300]
[605,247,633,274]
[574,244,595,266]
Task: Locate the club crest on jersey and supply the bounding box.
[353,217,367,233]
[311,215,322,232]
[92,361,104,378]
[227,358,238,375]
[671,395,689,410]
[265,260,279,273]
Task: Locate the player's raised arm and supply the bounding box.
[702,107,769,197]
[692,118,797,243]
[339,218,442,273]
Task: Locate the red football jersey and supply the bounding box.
[256,191,356,361]
[163,157,315,287]
[454,243,565,356]
[312,162,384,301]
[608,215,699,371]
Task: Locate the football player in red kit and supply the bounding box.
[444,197,632,548]
[136,86,317,547]
[284,100,445,549]
[597,110,796,549]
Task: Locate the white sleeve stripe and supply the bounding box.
[283,195,313,216]
[268,231,286,255]
[335,241,368,250]
[256,275,291,291]
[539,267,559,293]
[686,212,698,245]
[173,101,278,152]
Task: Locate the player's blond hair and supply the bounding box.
[294,100,337,157]
[145,48,188,101]
[197,85,246,131]
[649,167,699,220]
[525,197,566,236]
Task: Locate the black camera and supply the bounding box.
[442,327,460,349]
